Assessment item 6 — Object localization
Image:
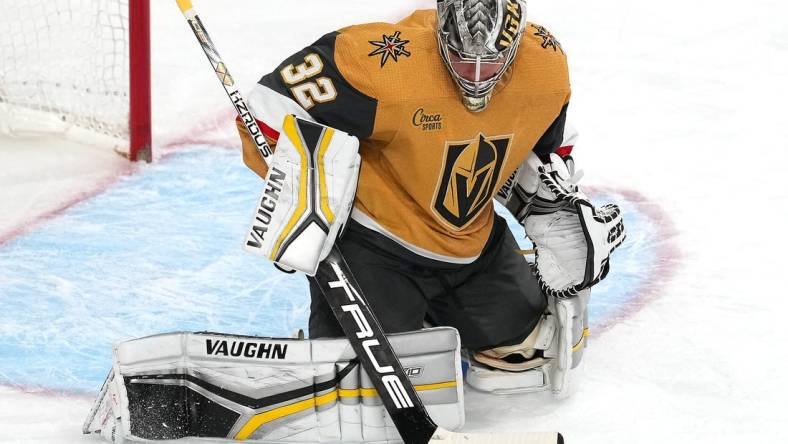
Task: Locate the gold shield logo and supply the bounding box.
[433,133,512,229]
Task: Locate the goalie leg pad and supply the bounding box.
[547,290,590,396]
[465,315,556,395]
[244,115,361,276]
[465,291,590,396]
[83,328,464,443]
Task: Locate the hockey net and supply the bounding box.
[0,0,151,161]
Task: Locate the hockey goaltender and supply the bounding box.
[84,0,625,442]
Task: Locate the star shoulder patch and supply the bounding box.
[368,31,411,67]
[532,24,564,54]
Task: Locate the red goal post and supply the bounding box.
[129,0,152,162]
[0,0,152,162]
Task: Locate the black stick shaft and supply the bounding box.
[312,246,437,444]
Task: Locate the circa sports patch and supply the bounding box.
[368,31,411,67]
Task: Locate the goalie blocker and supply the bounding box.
[243,114,361,276]
[83,329,464,443]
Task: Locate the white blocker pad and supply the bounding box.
[244,114,361,276]
[83,328,464,443]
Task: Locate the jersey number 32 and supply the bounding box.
[280,54,338,110]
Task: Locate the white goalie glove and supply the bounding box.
[520,152,626,299]
[472,147,623,396]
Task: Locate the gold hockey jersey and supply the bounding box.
[239,9,571,263]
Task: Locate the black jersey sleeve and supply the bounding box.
[258,32,378,139]
[532,103,569,159]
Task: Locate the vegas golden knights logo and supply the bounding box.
[433,133,512,229]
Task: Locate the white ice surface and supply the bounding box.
[1,0,788,443]
[0,136,131,243]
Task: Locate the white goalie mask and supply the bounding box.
[437,0,527,112]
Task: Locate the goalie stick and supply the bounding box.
[175,2,563,443]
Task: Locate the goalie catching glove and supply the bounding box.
[521,152,626,299]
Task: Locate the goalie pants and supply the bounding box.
[307,215,547,351]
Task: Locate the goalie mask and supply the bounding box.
[437,0,527,112]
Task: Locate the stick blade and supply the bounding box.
[429,427,564,444]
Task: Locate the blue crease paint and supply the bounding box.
[0,147,650,392]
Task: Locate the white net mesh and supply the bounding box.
[0,0,129,140]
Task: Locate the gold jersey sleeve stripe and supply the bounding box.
[317,127,336,224]
[270,115,310,261]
